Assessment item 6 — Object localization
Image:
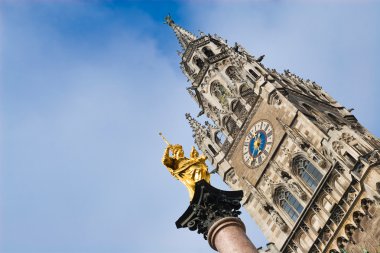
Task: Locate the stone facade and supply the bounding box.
[166,17,380,253]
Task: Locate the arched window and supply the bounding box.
[210,81,231,109]
[208,144,217,156]
[224,117,238,137]
[248,69,259,79]
[202,47,214,57]
[225,66,241,81]
[275,187,304,222]
[193,56,204,69]
[293,156,323,191]
[240,84,257,105]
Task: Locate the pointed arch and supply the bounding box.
[274,186,304,222]
[193,55,204,69]
[292,155,323,191]
[225,66,241,81]
[223,116,238,137]
[202,46,214,57]
[210,80,230,109]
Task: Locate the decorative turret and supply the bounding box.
[164,15,197,51]
[185,113,208,149]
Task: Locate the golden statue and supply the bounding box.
[160,133,210,199]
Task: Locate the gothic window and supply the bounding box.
[224,117,238,137]
[215,131,226,146]
[210,81,231,109]
[239,84,254,97]
[231,100,247,119]
[248,69,259,79]
[193,56,204,69]
[202,47,215,57]
[293,156,323,191]
[225,66,241,81]
[240,84,257,105]
[275,187,304,222]
[208,144,217,156]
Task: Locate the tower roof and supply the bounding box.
[164,15,197,51]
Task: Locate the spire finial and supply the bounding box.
[164,14,174,26]
[164,15,197,50]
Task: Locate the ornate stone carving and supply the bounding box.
[331,205,345,224]
[268,91,282,105]
[277,117,327,168]
[332,141,344,156]
[288,181,308,201]
[264,205,288,232]
[312,203,321,213]
[367,150,380,165]
[176,180,243,240]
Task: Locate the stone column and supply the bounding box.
[208,217,258,253]
[175,180,258,253]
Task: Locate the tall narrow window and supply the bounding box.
[226,66,241,81]
[224,117,238,137]
[193,56,204,69]
[248,69,259,79]
[202,47,215,57]
[276,187,304,222]
[293,156,323,190]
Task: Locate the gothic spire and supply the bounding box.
[185,113,208,149]
[164,15,197,50]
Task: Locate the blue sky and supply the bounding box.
[1,1,379,253]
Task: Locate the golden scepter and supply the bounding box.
[159,132,171,146]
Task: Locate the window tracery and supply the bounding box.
[293,156,323,191]
[275,187,304,222]
[225,66,241,81]
[210,81,231,109]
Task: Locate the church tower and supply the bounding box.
[165,16,380,253]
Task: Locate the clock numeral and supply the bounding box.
[244,141,249,147]
[264,124,270,131]
[266,141,273,145]
[260,121,263,129]
[263,149,269,156]
[267,131,273,138]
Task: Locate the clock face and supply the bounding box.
[243,120,274,168]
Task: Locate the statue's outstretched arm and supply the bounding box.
[162,145,175,169]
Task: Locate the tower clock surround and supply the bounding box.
[243,120,274,168]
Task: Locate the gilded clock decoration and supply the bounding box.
[243,120,274,168]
